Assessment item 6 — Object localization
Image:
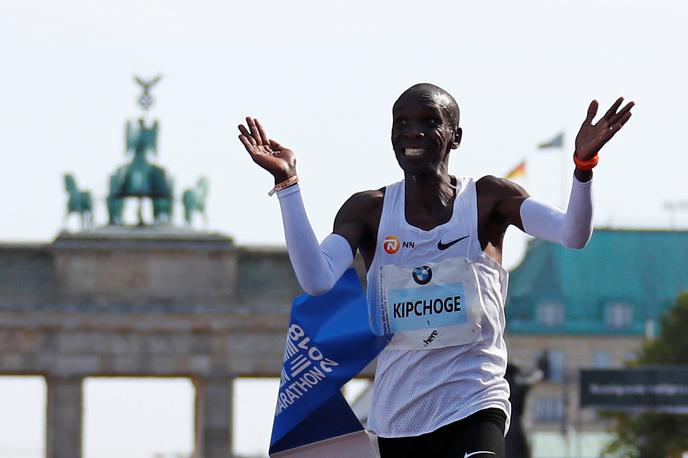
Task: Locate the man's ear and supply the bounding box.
[451,127,463,149]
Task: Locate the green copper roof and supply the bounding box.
[506,229,688,335]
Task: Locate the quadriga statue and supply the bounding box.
[107,117,174,225]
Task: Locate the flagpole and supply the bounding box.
[561,138,567,209]
[537,132,565,208]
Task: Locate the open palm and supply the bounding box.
[575,97,634,161]
[238,117,296,184]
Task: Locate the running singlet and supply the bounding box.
[366,177,511,438]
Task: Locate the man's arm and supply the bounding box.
[482,97,634,249]
[275,188,380,295]
[276,185,355,295]
[479,170,593,251]
[332,190,383,268]
[237,116,374,296]
[476,175,529,255]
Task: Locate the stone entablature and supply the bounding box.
[0,308,288,378]
[0,228,306,308]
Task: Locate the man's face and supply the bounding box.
[391,91,460,177]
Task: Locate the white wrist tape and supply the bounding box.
[520,174,593,249]
[277,184,354,295]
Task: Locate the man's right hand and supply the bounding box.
[238,116,297,185]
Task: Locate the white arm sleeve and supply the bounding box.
[277,184,354,295]
[520,174,593,249]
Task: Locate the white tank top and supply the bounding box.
[366,177,511,438]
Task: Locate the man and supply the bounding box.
[238,84,633,457]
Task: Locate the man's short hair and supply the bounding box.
[395,83,460,129]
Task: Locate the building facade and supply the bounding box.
[3,227,688,457]
[505,229,688,455]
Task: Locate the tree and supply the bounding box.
[604,293,688,458]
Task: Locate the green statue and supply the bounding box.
[64,174,93,229]
[107,75,174,225]
[182,177,209,226]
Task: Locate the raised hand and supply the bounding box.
[574,97,634,161]
[238,117,297,184]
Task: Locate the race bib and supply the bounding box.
[373,258,485,350]
[385,281,467,332]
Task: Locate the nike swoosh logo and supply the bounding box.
[464,451,496,458]
[437,235,469,250]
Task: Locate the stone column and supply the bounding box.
[46,376,83,458]
[193,376,233,458]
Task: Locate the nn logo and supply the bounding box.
[383,236,400,254]
[383,236,415,254]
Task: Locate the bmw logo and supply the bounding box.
[412,266,432,285]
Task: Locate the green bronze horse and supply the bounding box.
[182,177,209,226]
[64,174,93,229]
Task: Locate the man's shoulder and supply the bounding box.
[334,187,385,223]
[344,187,385,211]
[476,175,528,198]
[476,174,506,189]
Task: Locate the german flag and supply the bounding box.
[504,160,526,180]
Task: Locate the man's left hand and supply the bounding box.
[574,97,635,161]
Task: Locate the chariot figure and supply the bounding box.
[106,75,174,225]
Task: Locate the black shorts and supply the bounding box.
[377,408,506,458]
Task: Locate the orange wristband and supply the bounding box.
[573,153,599,171]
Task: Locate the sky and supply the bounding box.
[2,0,688,456]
